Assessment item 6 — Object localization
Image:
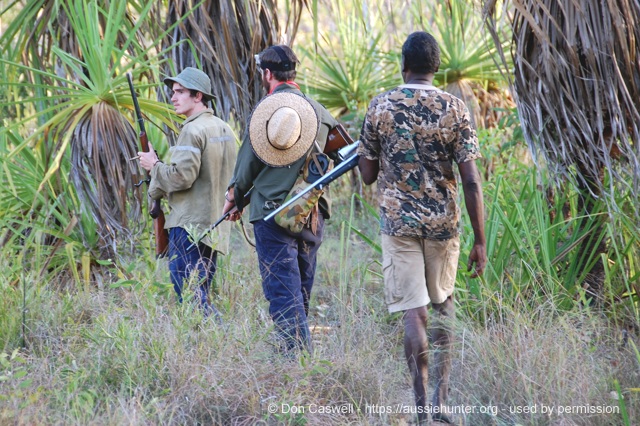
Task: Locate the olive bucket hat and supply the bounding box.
[249,92,319,167]
[163,67,215,101]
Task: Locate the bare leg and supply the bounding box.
[403,306,429,425]
[430,296,455,423]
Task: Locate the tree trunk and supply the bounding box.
[575,158,607,304]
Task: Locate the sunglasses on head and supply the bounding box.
[254,54,263,73]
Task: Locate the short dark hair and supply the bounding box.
[402,31,440,74]
[258,45,298,81]
[188,88,209,106]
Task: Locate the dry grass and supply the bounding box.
[450,303,637,425]
[1,202,639,426]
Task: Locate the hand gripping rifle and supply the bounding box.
[127,73,169,258]
[186,188,252,251]
[264,143,359,222]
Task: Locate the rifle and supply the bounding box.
[186,188,252,251]
[324,123,354,155]
[126,73,169,258]
[264,143,359,222]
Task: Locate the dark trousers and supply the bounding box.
[253,215,324,353]
[168,227,219,317]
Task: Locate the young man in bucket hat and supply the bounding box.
[223,45,338,355]
[138,67,237,319]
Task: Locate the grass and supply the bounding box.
[2,0,638,422]
[452,303,633,425]
[1,156,639,425]
[1,209,638,425]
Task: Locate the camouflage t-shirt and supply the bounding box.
[358,84,481,240]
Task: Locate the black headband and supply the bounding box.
[260,46,296,71]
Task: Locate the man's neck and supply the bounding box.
[268,79,300,94]
[184,103,209,118]
[403,72,435,86]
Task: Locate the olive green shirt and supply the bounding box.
[230,84,338,222]
[148,109,237,254]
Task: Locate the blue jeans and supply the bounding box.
[168,227,219,317]
[253,215,324,353]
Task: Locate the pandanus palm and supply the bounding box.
[1,0,307,265]
[484,0,640,298]
[160,0,309,130]
[0,0,178,260]
[425,0,513,129]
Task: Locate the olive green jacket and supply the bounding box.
[149,109,237,254]
[230,84,338,222]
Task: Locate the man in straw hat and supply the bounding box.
[223,45,338,355]
[138,67,237,319]
[358,32,487,424]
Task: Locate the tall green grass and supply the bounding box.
[348,161,638,328]
[1,161,639,425]
[464,170,604,318]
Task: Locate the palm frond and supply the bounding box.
[299,0,401,126]
[484,0,640,210]
[416,0,513,128]
[160,0,309,134]
[0,0,182,259]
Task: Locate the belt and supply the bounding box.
[263,200,281,210]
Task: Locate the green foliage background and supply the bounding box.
[0,0,639,424]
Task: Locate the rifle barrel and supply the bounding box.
[126,73,146,136]
[263,151,359,222]
[185,188,253,251]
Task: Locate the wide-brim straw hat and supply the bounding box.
[164,67,215,101]
[249,92,319,167]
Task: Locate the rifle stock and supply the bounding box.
[325,123,354,155]
[153,213,169,257]
[127,73,169,258]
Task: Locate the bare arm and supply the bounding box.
[358,157,379,185]
[458,160,487,278]
[222,186,242,222]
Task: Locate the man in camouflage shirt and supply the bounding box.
[358,31,487,424]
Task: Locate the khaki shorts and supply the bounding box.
[381,234,460,313]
